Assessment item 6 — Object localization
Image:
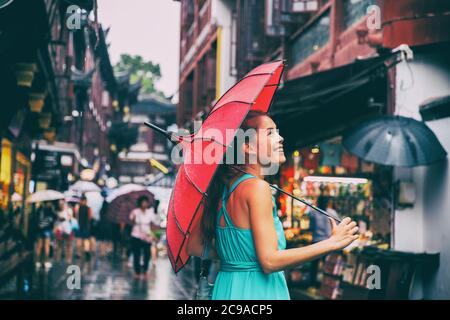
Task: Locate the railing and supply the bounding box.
[198,0,210,32]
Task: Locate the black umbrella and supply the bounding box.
[343,115,447,167]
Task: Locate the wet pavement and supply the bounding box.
[0,254,198,300]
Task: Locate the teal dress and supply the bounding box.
[211,174,290,300]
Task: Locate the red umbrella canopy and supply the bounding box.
[167,60,285,273]
[107,189,155,225]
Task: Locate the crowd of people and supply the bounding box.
[32,194,164,276]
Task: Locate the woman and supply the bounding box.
[74,195,92,260]
[187,111,359,300]
[129,196,153,279]
[54,200,75,264]
[35,201,56,270]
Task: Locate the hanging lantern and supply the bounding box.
[38,113,52,129]
[28,92,46,113]
[43,127,56,142]
[14,63,37,87]
[112,100,119,112]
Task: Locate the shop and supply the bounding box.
[31,140,81,192]
[271,51,439,300]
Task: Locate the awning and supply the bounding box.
[420,95,450,122]
[271,54,393,149]
[71,66,95,87]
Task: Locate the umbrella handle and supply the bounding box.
[229,165,341,223]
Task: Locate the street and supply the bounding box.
[1,0,450,301]
[0,254,197,300]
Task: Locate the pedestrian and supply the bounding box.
[129,196,153,279]
[97,198,113,257]
[89,212,99,259]
[150,199,162,267]
[35,201,56,270]
[309,195,341,286]
[186,110,359,299]
[54,200,75,264]
[74,195,92,261]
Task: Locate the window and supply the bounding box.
[291,10,330,65]
[291,0,319,13]
[343,0,376,29]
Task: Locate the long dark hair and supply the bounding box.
[201,110,267,244]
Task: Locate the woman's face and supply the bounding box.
[140,200,149,209]
[244,115,286,167]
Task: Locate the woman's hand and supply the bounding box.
[327,217,359,251]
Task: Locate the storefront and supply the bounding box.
[0,137,32,226]
[31,140,80,192]
[271,52,439,300]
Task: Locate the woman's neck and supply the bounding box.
[242,164,263,179]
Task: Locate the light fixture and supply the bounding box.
[28,92,47,112]
[303,176,368,184]
[311,145,320,154]
[38,113,52,129]
[14,63,37,87]
[72,110,80,117]
[150,158,169,174]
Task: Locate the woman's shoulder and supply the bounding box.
[129,208,139,215]
[235,177,272,204]
[239,177,270,193]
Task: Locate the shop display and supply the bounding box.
[279,138,394,300]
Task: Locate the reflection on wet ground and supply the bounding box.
[0,255,198,300]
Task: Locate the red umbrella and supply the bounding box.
[147,60,285,273]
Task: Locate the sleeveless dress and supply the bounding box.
[211,174,291,300]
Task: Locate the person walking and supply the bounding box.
[129,196,153,279]
[186,110,359,300]
[35,201,56,270]
[74,195,92,261]
[54,200,75,264]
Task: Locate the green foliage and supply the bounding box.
[114,54,165,96]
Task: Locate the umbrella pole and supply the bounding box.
[270,184,341,223]
[229,166,341,223]
[144,122,181,144]
[144,121,341,222]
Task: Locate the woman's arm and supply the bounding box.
[248,179,358,274]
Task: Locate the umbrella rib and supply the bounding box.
[205,100,253,120]
[241,72,276,80]
[167,186,187,237]
[182,165,208,197]
[190,136,227,147]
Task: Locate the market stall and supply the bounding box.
[272,138,439,300]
